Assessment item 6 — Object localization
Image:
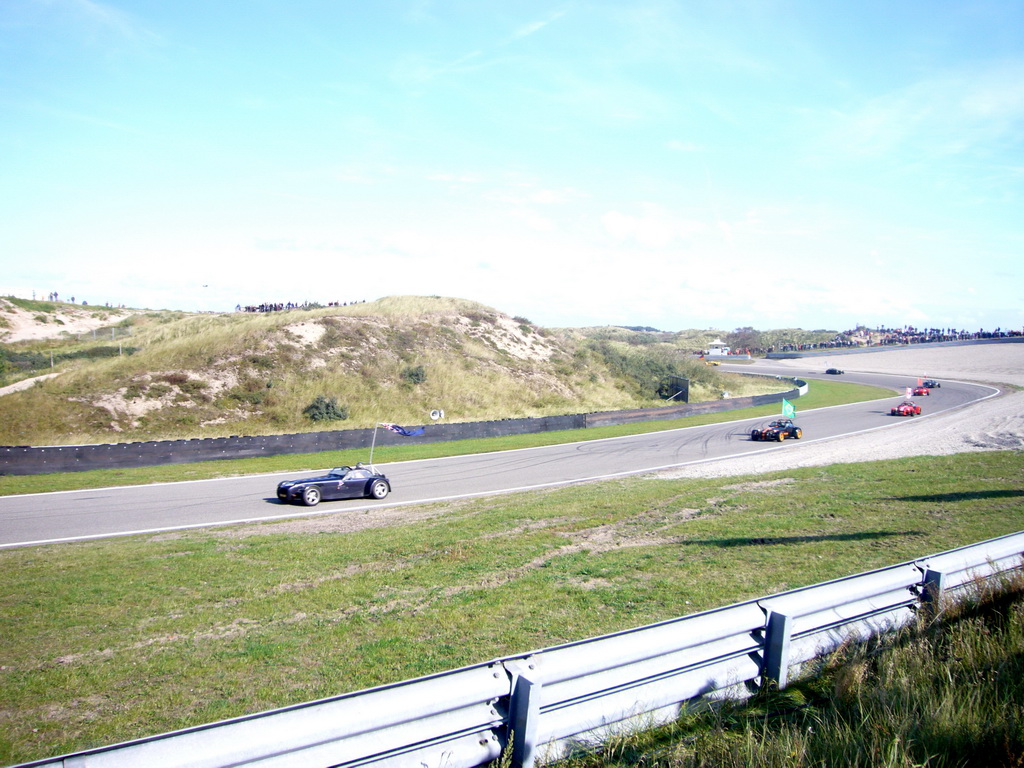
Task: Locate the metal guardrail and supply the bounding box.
[15,530,1024,768]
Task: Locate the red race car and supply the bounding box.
[912,386,931,396]
[891,401,922,417]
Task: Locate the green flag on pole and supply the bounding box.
[781,399,796,418]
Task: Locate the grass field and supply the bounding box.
[2,378,1021,766]
[2,448,1022,765]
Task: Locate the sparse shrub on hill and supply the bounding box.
[724,326,841,354]
[588,340,703,400]
[464,309,498,327]
[227,389,264,406]
[6,297,60,314]
[0,346,138,381]
[224,376,273,407]
[317,318,346,350]
[302,395,349,422]
[401,365,427,385]
[513,316,535,335]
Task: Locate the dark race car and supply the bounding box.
[751,418,803,441]
[890,401,922,417]
[277,464,391,506]
[912,386,931,396]
[825,368,844,375]
[922,379,941,388]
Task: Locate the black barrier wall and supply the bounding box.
[0,380,805,475]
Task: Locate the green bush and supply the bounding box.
[589,341,690,399]
[227,390,264,406]
[401,365,427,385]
[302,395,349,422]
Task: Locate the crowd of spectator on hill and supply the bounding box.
[716,326,1022,357]
[38,290,121,308]
[865,326,1021,345]
[236,300,367,313]
[769,325,1022,354]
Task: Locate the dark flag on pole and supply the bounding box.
[382,423,425,437]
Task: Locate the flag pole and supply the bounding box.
[369,423,380,467]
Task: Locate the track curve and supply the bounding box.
[0,368,998,548]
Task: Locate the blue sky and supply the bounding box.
[2,1,1022,332]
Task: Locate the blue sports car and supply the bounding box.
[277,464,391,506]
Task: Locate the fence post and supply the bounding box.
[762,611,793,690]
[506,657,542,768]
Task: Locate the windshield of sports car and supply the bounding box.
[328,466,352,478]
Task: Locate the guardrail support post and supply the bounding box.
[762,611,793,690]
[922,569,947,606]
[506,659,541,768]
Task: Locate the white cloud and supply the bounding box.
[602,210,634,241]
[511,10,567,40]
[508,209,555,231]
[820,60,1024,164]
[38,0,160,47]
[428,172,482,184]
[392,50,486,85]
[601,205,707,248]
[530,187,585,204]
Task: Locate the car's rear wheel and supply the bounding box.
[302,486,321,506]
[368,480,389,500]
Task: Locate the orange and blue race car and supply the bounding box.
[750,418,803,441]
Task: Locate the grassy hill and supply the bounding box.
[0,296,830,447]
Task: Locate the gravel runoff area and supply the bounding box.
[661,343,1024,480]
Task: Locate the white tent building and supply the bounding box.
[707,339,731,357]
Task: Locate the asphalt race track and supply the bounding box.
[0,365,999,548]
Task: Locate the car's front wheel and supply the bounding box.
[302,486,321,506]
[368,480,389,500]
[794,428,803,439]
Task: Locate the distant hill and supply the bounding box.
[0,295,817,446]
